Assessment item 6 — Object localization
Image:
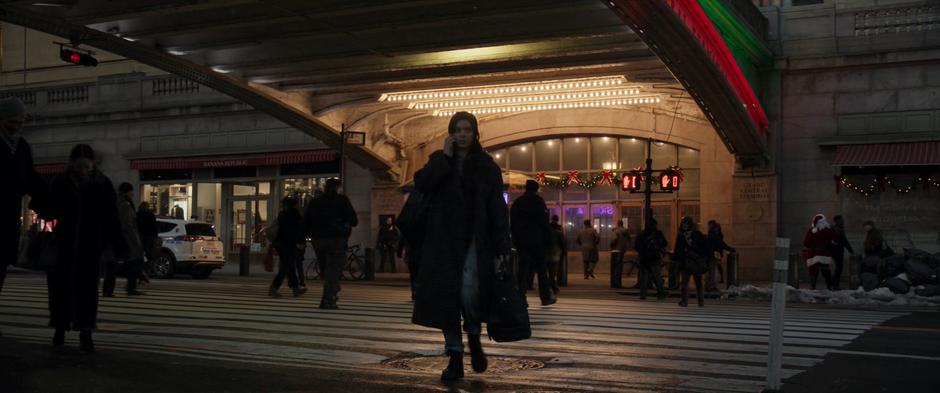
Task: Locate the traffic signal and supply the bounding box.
[659,171,681,191]
[621,172,642,191]
[59,48,98,67]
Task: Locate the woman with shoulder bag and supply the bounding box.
[674,216,709,307]
[411,112,514,382]
[804,214,836,290]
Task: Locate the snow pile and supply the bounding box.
[727,284,940,306]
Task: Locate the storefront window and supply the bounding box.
[509,143,533,172]
[564,205,586,249]
[283,177,328,207]
[196,183,221,226]
[651,142,678,167]
[141,183,193,219]
[619,138,646,170]
[592,204,615,251]
[591,137,617,170]
[678,169,701,199]
[563,137,588,170]
[620,205,643,235]
[491,149,506,169]
[678,146,700,169]
[535,140,559,172]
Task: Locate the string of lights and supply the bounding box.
[835,175,940,197]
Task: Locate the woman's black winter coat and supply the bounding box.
[411,150,511,330]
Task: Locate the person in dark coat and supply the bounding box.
[706,220,735,291]
[304,177,357,309]
[830,215,854,290]
[136,201,158,285]
[376,216,400,273]
[545,215,565,294]
[510,180,554,305]
[610,219,632,286]
[674,216,709,307]
[103,183,145,297]
[862,220,884,257]
[270,196,306,298]
[0,98,47,312]
[576,220,599,279]
[634,218,667,300]
[44,144,127,352]
[411,112,511,381]
[803,214,836,290]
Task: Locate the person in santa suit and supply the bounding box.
[803,214,836,290]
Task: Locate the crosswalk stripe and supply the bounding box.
[0,276,908,392]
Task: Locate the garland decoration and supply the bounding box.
[566,170,581,186]
[835,174,939,197]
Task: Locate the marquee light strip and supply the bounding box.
[411,88,644,110]
[433,97,662,117]
[379,75,628,102]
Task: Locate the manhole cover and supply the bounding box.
[385,355,545,374]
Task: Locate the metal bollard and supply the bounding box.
[364,247,375,281]
[725,252,738,289]
[610,251,623,288]
[558,253,568,287]
[763,238,791,393]
[239,245,250,276]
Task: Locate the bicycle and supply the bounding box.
[304,243,367,281]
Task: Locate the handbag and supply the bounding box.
[17,230,58,270]
[262,245,275,272]
[397,189,429,248]
[486,262,531,343]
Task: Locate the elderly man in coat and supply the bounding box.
[0,98,47,330]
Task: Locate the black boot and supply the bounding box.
[79,330,94,353]
[468,334,488,373]
[52,329,65,347]
[440,350,464,381]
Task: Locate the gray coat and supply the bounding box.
[577,227,599,262]
[411,150,511,330]
[118,197,144,261]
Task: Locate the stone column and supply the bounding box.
[731,175,779,282]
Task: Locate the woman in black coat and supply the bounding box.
[269,196,306,298]
[44,144,126,352]
[412,112,511,382]
[674,216,709,307]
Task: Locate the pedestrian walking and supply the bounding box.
[411,112,512,381]
[862,220,886,257]
[304,178,357,309]
[0,97,48,328]
[545,215,564,295]
[103,183,145,297]
[675,216,709,307]
[634,218,667,300]
[376,216,400,273]
[830,215,854,290]
[576,220,599,279]
[44,144,127,352]
[803,214,836,290]
[706,220,735,292]
[136,201,157,285]
[270,196,306,298]
[610,219,632,286]
[510,180,554,305]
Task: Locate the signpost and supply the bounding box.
[621,138,681,228]
[339,125,366,186]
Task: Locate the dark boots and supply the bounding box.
[79,330,94,352]
[468,334,488,373]
[440,350,464,381]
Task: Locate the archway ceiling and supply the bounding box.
[0,0,769,179]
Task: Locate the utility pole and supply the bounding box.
[643,137,654,228]
[340,123,346,185]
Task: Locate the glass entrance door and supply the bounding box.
[228,197,270,253]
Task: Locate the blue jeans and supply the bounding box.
[442,239,481,353]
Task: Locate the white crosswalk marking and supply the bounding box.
[0,276,907,392]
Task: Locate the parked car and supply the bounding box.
[148,218,225,279]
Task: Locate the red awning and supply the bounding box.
[833,142,940,166]
[35,163,66,175]
[130,149,338,170]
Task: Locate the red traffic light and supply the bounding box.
[659,171,681,191]
[60,48,98,67]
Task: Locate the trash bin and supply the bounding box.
[610,251,623,288]
[239,245,250,276]
[364,247,375,281]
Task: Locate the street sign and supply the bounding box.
[345,131,366,145]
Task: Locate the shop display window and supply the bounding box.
[141,183,193,219]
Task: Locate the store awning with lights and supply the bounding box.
[130,149,338,171]
[35,163,66,175]
[832,142,940,167]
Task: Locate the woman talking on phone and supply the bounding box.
[410,111,512,381]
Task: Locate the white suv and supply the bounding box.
[148,218,225,279]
